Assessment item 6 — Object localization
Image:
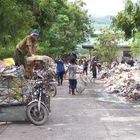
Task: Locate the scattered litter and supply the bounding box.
[100,63,140,102]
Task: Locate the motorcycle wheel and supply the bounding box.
[48,84,57,97]
[26,102,48,125]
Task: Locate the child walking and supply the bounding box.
[66,59,78,95]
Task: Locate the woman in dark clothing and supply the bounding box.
[83,59,88,75]
[90,58,97,83]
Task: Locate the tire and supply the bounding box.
[26,102,48,125]
[48,84,57,97]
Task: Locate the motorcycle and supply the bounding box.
[0,65,50,125]
[32,69,57,97]
[27,81,50,125]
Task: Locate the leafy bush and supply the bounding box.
[0,46,15,60]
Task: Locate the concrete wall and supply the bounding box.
[117,46,140,63]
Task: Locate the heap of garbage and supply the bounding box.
[0,59,25,78]
[99,62,140,101]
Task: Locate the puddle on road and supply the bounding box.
[96,92,129,104]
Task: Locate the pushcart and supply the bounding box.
[0,65,50,125]
[26,55,57,97]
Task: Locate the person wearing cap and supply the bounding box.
[14,29,39,67]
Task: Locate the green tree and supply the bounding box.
[0,0,93,59]
[92,28,122,64]
[129,32,140,57]
[112,0,140,40]
[112,0,140,57]
[17,0,94,57]
[0,0,36,59]
[0,0,35,47]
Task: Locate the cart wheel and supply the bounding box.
[48,84,57,97]
[26,102,48,125]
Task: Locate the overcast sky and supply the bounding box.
[69,0,137,16]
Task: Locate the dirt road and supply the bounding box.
[1,79,140,140]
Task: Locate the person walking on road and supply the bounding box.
[83,58,88,75]
[66,59,78,95]
[55,57,65,86]
[90,57,98,83]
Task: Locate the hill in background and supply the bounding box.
[76,16,113,56]
[91,15,112,30]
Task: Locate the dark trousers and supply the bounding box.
[69,79,77,89]
[57,72,64,85]
[14,49,25,67]
[92,68,97,78]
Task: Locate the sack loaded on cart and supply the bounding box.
[0,56,52,125]
[26,55,57,97]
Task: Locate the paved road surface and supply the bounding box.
[1,79,140,140]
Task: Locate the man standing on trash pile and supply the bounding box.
[14,29,39,67]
